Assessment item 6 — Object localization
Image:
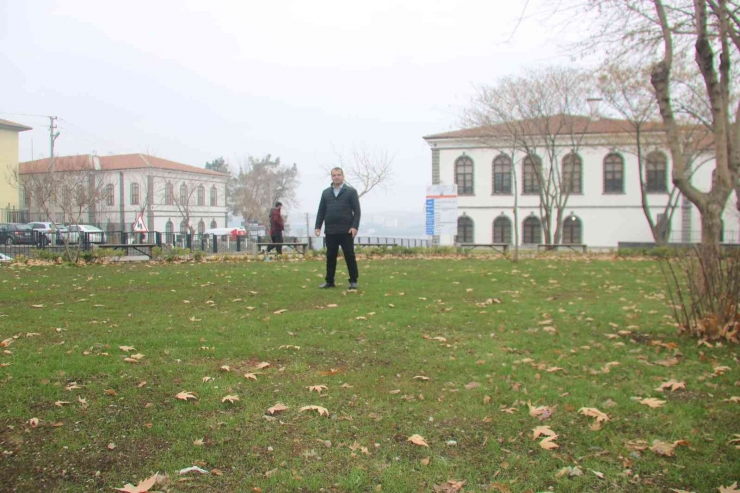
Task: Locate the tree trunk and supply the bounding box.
[701,201,724,247]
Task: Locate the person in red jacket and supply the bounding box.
[267,201,284,255]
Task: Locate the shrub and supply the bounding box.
[660,245,740,343]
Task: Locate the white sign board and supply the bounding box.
[133,214,148,233]
[425,185,458,235]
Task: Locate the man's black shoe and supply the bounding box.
[318,283,336,289]
[348,282,358,291]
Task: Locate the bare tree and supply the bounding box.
[332,146,395,199]
[597,61,715,244]
[569,0,740,247]
[11,159,111,261]
[171,179,205,234]
[465,66,593,245]
[230,155,299,225]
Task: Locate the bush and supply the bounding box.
[660,245,740,343]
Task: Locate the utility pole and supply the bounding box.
[305,212,312,249]
[49,116,59,172]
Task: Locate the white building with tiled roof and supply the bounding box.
[19,153,228,233]
[424,117,738,248]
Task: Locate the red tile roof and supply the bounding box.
[423,115,668,140]
[0,118,32,132]
[20,153,227,176]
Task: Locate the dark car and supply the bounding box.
[0,223,35,245]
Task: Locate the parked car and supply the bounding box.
[64,225,107,244]
[0,223,35,245]
[204,227,247,239]
[27,222,67,245]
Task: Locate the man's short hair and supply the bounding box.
[275,201,282,207]
[331,167,344,174]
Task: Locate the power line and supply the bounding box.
[0,111,51,119]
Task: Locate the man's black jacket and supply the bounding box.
[315,184,361,235]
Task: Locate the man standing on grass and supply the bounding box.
[266,201,284,255]
[314,167,361,290]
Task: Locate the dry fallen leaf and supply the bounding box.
[413,376,430,381]
[579,407,610,422]
[202,376,214,383]
[718,482,740,493]
[407,434,429,447]
[539,435,559,450]
[193,438,204,446]
[244,373,258,381]
[267,403,289,415]
[222,394,240,404]
[433,480,466,492]
[300,405,329,417]
[175,391,197,401]
[555,466,583,478]
[273,309,288,315]
[254,362,271,369]
[532,425,557,439]
[54,401,71,407]
[650,439,688,456]
[114,473,163,493]
[220,365,231,372]
[655,379,686,392]
[640,397,666,408]
[464,382,481,390]
[28,418,39,428]
[420,457,430,466]
[119,346,136,352]
[307,385,328,393]
[528,402,554,420]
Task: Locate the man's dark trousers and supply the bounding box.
[266,232,283,255]
[325,233,358,284]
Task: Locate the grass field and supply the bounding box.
[0,255,738,492]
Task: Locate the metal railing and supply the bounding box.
[0,208,30,224]
[0,230,435,261]
[667,229,739,244]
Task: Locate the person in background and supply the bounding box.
[266,201,284,255]
[314,167,361,290]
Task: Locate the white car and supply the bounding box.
[28,222,67,245]
[64,225,107,244]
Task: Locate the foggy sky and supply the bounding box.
[1,0,576,219]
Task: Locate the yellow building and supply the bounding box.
[0,119,32,218]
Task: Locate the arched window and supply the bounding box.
[603,153,624,193]
[210,219,217,229]
[180,220,188,234]
[493,216,512,244]
[197,186,205,206]
[562,153,582,194]
[165,220,173,234]
[455,156,474,196]
[523,216,542,244]
[179,184,188,206]
[562,215,582,244]
[457,216,474,243]
[105,184,115,206]
[210,186,218,206]
[198,220,205,234]
[492,154,512,194]
[130,183,140,205]
[165,183,174,205]
[522,155,541,194]
[646,151,668,192]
